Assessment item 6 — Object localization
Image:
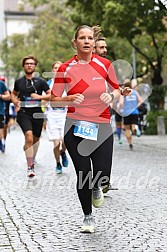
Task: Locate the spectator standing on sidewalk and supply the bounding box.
[46,61,68,174]
[0,76,10,152]
[11,55,51,177]
[51,25,131,233]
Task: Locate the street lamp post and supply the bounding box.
[132,46,136,79]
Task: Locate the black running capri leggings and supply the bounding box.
[64,118,114,215]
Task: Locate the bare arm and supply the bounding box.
[0,90,10,101]
[100,88,121,104]
[116,95,124,113]
[30,89,51,101]
[100,85,132,105]
[50,93,84,108]
[11,90,20,112]
[136,91,143,107]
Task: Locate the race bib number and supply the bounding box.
[73,121,99,141]
[24,97,40,108]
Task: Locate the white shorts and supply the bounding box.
[46,108,67,141]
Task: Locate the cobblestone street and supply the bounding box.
[0,127,167,252]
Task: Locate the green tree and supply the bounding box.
[67,0,167,109]
[0,0,75,79]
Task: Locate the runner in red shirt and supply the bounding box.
[51,25,131,233]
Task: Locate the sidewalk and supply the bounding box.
[132,134,167,151]
[0,128,167,252]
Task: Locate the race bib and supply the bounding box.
[24,97,40,108]
[73,120,99,141]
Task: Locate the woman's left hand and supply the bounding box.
[100,93,113,104]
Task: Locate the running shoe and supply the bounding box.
[129,144,133,150]
[0,140,5,153]
[1,143,5,153]
[92,187,104,208]
[56,163,62,174]
[118,139,122,145]
[102,183,112,193]
[27,166,35,177]
[136,128,141,137]
[60,150,68,167]
[80,214,95,233]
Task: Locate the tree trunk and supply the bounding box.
[150,63,165,110]
[151,65,163,86]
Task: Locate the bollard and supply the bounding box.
[157,116,166,135]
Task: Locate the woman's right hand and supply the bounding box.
[69,93,84,104]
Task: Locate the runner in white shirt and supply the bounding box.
[46,61,68,173]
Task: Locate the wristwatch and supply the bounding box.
[109,93,114,102]
[119,87,124,95]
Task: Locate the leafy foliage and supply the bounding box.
[67,0,167,86]
[66,0,167,110]
[145,109,167,135]
[0,0,75,79]
[0,0,167,110]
